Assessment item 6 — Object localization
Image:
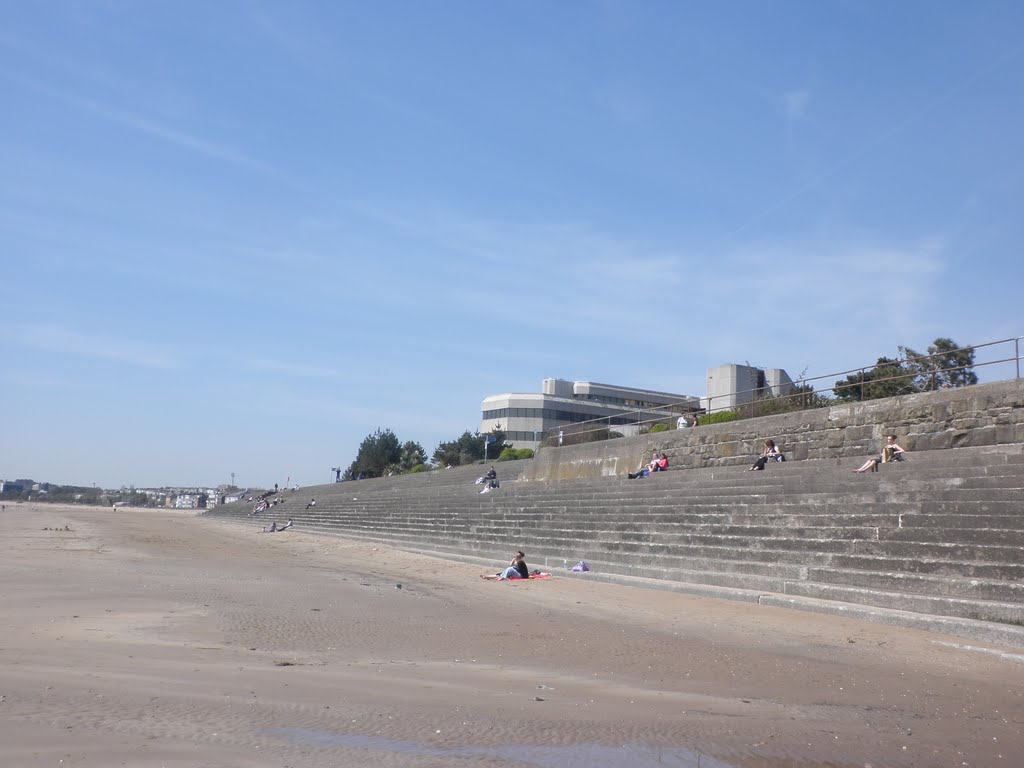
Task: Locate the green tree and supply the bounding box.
[900,337,978,391]
[399,440,427,471]
[345,428,402,479]
[432,425,509,467]
[750,383,832,416]
[833,357,919,402]
[432,430,478,467]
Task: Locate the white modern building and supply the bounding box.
[703,364,793,413]
[480,378,700,450]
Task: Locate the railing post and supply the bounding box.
[1017,337,1021,380]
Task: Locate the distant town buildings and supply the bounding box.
[0,480,231,509]
[171,492,208,509]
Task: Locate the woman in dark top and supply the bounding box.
[482,551,530,580]
[749,439,785,470]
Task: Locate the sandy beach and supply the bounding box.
[1,502,1021,768]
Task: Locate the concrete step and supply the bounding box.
[857,539,1024,563]
[288,474,1020,502]
[805,567,1024,603]
[897,513,1024,530]
[781,581,1024,624]
[827,553,1024,581]
[880,526,1024,547]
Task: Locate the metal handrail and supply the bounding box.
[541,335,1023,447]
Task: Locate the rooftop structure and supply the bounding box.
[703,364,793,413]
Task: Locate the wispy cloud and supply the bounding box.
[712,238,944,317]
[587,253,684,284]
[241,357,349,380]
[6,324,182,370]
[341,200,694,339]
[782,88,811,123]
[2,70,277,176]
[679,237,948,375]
[733,46,1022,243]
[593,81,651,126]
[247,8,443,128]
[334,198,953,373]
[230,245,327,267]
[0,369,80,391]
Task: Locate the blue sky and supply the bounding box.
[2,1,1022,489]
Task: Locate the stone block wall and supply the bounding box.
[522,379,1024,481]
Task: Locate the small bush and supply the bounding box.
[700,410,739,425]
[539,426,621,447]
[648,423,669,433]
[408,463,430,473]
[498,447,534,461]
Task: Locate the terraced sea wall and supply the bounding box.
[522,378,1024,481]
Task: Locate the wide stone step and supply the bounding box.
[593,533,868,554]
[324,508,989,540]
[881,527,1024,546]
[299,482,1021,509]
[858,539,1024,564]
[593,524,882,541]
[897,513,1024,530]
[602,512,897,527]
[805,567,1024,602]
[257,505,1014,544]
[827,553,1024,581]
[892,489,1024,503]
[956,476,1024,489]
[492,486,1018,505]
[781,581,1024,624]
[576,540,836,568]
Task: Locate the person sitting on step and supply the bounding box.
[749,439,785,470]
[853,435,906,473]
[629,452,660,479]
[478,466,499,493]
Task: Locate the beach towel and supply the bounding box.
[480,572,551,580]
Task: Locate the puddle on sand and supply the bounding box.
[268,727,734,767]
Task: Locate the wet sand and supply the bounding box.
[1,502,1021,768]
